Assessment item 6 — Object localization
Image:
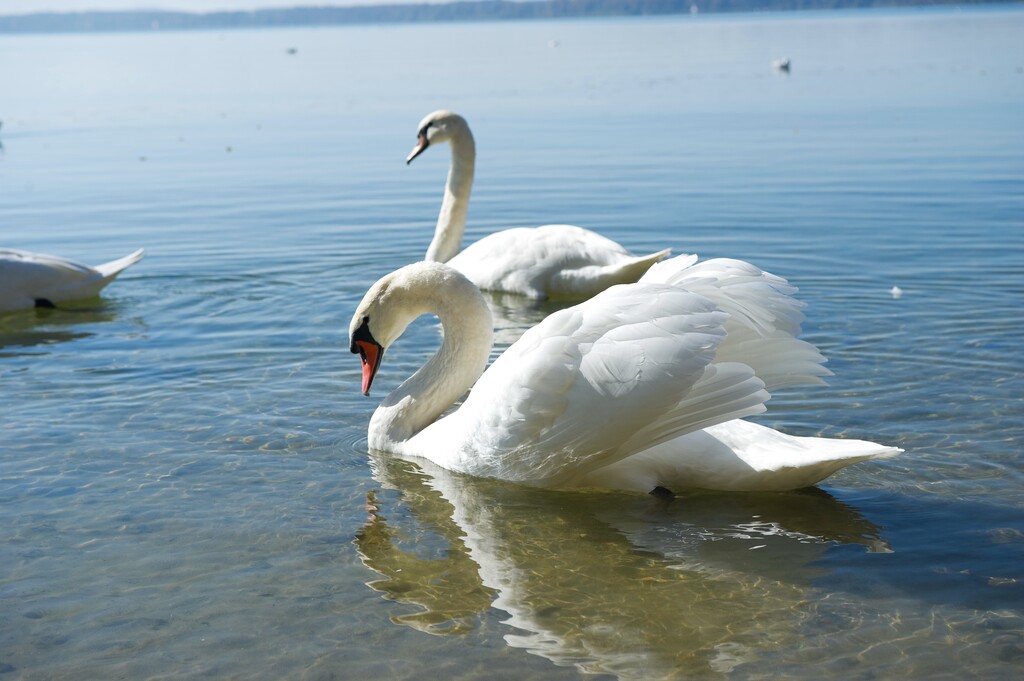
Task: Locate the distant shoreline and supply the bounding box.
[0,0,1016,34]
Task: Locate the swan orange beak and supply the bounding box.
[406,132,429,164]
[353,340,383,396]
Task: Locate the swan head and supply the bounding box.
[349,261,484,396]
[349,267,420,396]
[406,110,471,164]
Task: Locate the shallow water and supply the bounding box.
[1,7,1023,680]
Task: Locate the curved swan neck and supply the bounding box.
[425,126,475,263]
[369,267,492,451]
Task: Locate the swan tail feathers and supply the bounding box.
[638,252,701,284]
[579,424,901,493]
[694,420,903,489]
[95,248,145,282]
[619,247,673,280]
[549,248,674,299]
[794,436,903,463]
[596,247,674,289]
[738,439,903,490]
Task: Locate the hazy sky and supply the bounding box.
[0,0,420,15]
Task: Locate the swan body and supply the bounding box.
[349,256,900,492]
[0,248,145,313]
[407,110,670,300]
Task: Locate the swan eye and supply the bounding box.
[350,315,376,354]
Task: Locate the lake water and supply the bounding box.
[1,6,1022,679]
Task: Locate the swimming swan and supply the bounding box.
[349,255,900,493]
[0,248,144,313]
[407,110,670,300]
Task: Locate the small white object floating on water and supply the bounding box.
[773,58,791,72]
[890,286,903,299]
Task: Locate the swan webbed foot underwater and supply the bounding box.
[650,485,676,501]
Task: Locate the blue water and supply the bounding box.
[1,7,1023,679]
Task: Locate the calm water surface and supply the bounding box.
[1,7,1023,680]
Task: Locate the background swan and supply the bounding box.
[0,248,144,313]
[349,257,900,492]
[407,110,670,300]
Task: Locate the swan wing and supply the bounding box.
[411,283,768,486]
[449,225,669,299]
[642,256,831,389]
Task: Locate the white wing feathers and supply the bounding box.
[642,256,831,389]
[413,283,770,485]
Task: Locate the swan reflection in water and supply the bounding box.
[356,452,890,679]
[0,303,126,355]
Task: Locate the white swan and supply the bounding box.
[349,256,900,493]
[0,248,144,313]
[407,110,671,300]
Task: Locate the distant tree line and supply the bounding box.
[0,0,1014,33]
